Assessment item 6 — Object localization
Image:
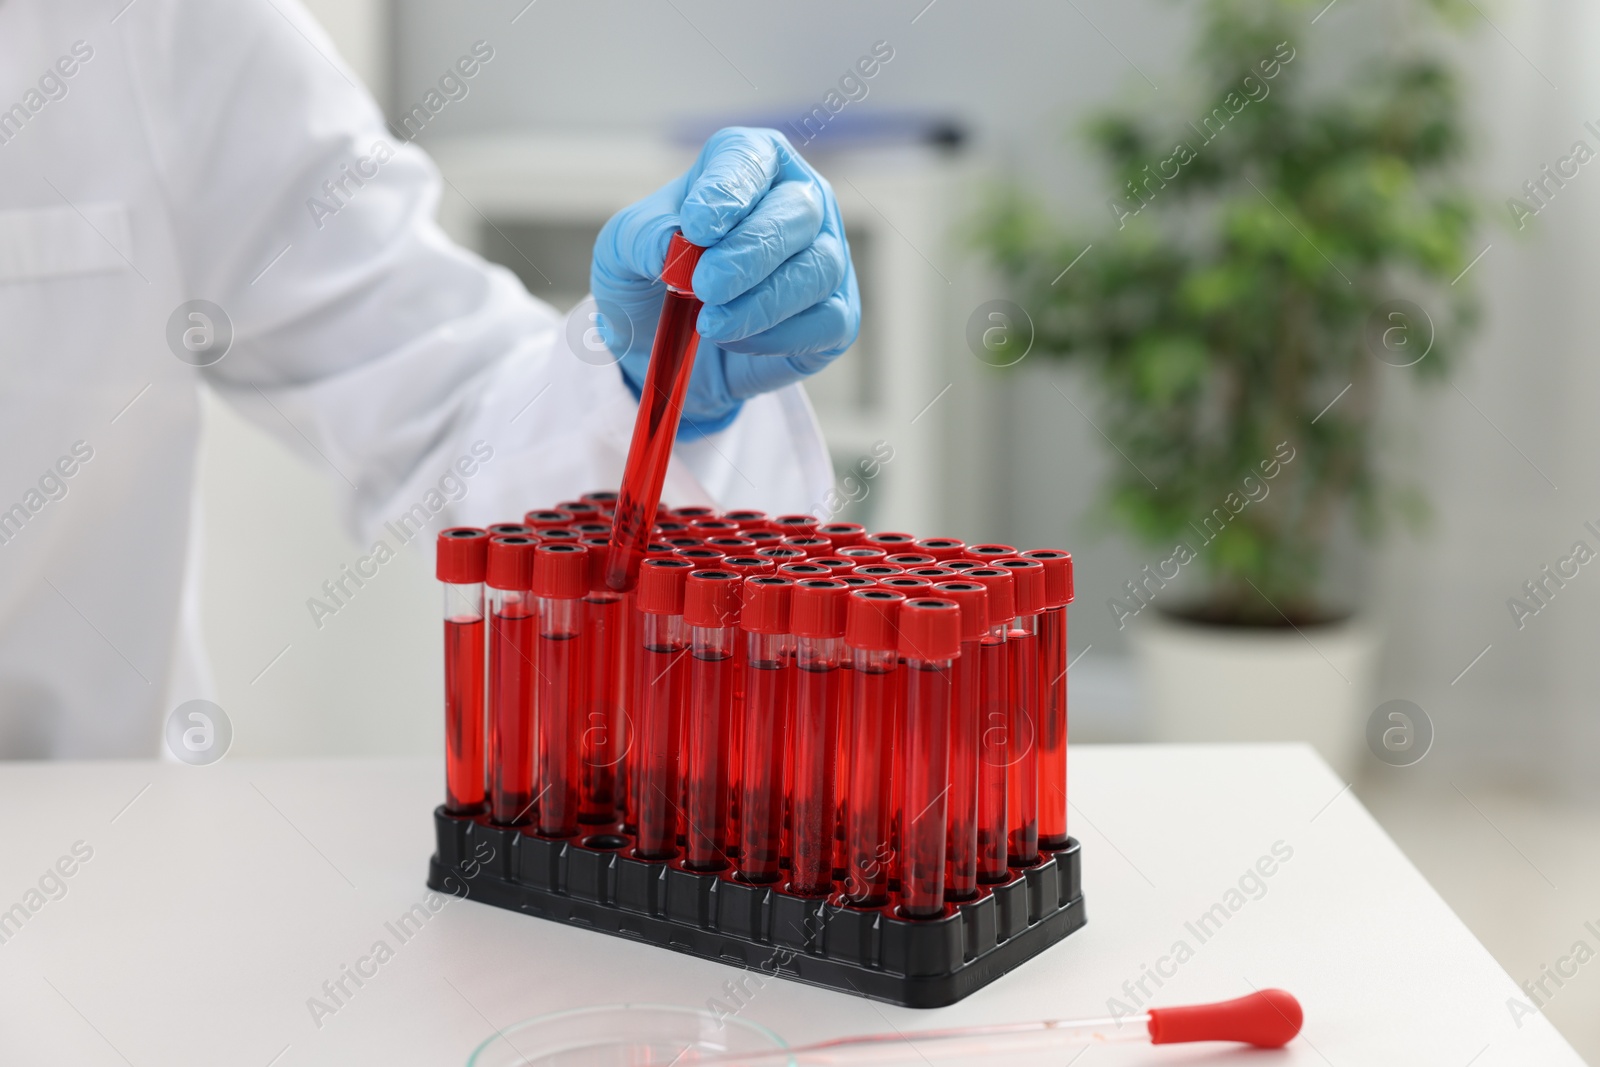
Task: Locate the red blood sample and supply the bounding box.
[933,581,988,901]
[487,535,539,826]
[438,528,489,814]
[684,570,743,871]
[787,579,848,896]
[737,577,793,883]
[604,234,707,592]
[533,544,588,838]
[632,558,694,859]
[898,598,959,918]
[966,567,1015,882]
[997,557,1047,866]
[1023,550,1074,850]
[842,589,905,906]
[579,539,626,823]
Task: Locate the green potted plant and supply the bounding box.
[976,0,1478,771]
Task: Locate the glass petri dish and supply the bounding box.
[466,1003,787,1067]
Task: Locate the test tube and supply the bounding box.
[579,537,627,824]
[897,597,959,918]
[532,543,588,838]
[604,233,708,592]
[997,557,1047,867]
[1023,550,1074,850]
[933,580,989,902]
[916,537,967,562]
[486,535,539,825]
[965,567,1014,883]
[738,577,793,883]
[787,578,849,896]
[438,528,489,815]
[684,570,743,871]
[819,522,866,549]
[842,589,905,907]
[633,558,694,859]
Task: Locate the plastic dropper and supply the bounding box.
[679,990,1302,1065]
[604,232,707,593]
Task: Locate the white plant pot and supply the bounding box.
[1129,609,1379,778]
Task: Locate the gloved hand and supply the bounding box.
[591,127,861,438]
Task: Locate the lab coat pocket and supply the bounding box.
[0,202,133,284]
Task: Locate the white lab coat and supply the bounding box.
[0,0,832,757]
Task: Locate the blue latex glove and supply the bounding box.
[591,127,861,438]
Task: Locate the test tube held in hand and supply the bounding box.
[997,557,1047,867]
[632,558,694,859]
[604,233,707,593]
[842,589,905,907]
[486,535,540,825]
[1022,550,1073,849]
[897,597,959,917]
[532,544,588,837]
[437,528,489,814]
[684,569,743,870]
[737,577,793,883]
[787,579,849,896]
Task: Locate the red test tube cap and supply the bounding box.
[741,576,793,634]
[720,556,774,577]
[790,578,849,639]
[853,564,903,579]
[933,580,990,642]
[966,567,1016,624]
[898,598,961,662]
[864,531,916,548]
[906,566,958,580]
[879,576,932,592]
[486,535,538,590]
[684,570,743,628]
[885,553,937,568]
[837,546,886,562]
[661,231,706,294]
[1022,549,1075,606]
[916,537,966,561]
[532,542,589,599]
[724,509,768,530]
[996,557,1048,615]
[487,522,535,538]
[579,490,618,505]
[772,514,821,533]
[637,558,694,615]
[845,588,905,652]
[819,522,866,547]
[436,527,489,583]
[524,509,574,529]
[779,562,832,581]
[966,543,1018,561]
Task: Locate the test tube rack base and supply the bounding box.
[429,808,1085,1008]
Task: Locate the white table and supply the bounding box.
[0,745,1578,1066]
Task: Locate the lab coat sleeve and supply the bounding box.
[121,0,833,540]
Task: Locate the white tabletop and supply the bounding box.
[0,744,1578,1066]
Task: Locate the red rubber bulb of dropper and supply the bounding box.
[1146,989,1302,1048]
